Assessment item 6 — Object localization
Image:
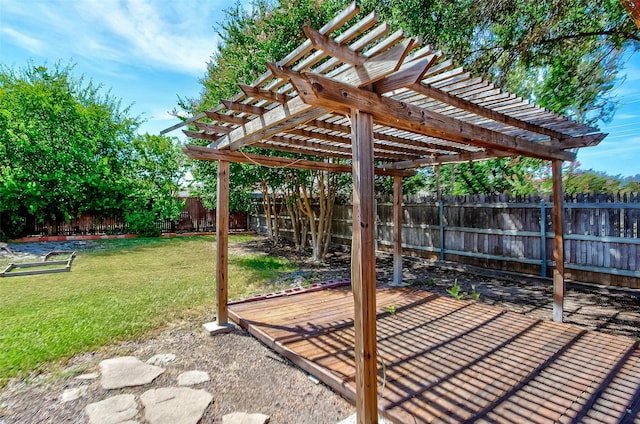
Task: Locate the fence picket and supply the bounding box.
[250,193,640,288]
[20,197,247,236]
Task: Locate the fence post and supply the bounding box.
[540,200,547,278]
[374,198,378,252]
[439,198,445,261]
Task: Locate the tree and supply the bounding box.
[354,0,638,123]
[124,134,187,236]
[348,0,640,192]
[374,172,429,197]
[190,160,257,213]
[424,157,548,196]
[183,0,349,261]
[621,175,640,192]
[0,62,188,239]
[0,62,140,238]
[184,0,639,252]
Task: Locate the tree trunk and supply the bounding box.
[318,171,336,260]
[299,175,319,261]
[260,180,274,239]
[284,189,304,252]
[272,191,282,241]
[297,170,336,263]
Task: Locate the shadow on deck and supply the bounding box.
[229,286,640,423]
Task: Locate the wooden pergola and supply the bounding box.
[169,3,606,423]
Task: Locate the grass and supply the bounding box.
[0,235,296,386]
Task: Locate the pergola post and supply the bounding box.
[391,175,404,286]
[551,160,565,323]
[351,109,378,424]
[204,160,234,334]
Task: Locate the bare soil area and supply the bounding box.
[1,237,638,423]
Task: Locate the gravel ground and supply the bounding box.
[0,319,355,424]
[1,237,638,423]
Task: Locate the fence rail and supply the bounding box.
[249,193,640,289]
[20,197,247,236]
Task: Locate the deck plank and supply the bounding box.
[229,286,640,424]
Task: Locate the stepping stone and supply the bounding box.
[146,353,176,366]
[177,370,210,386]
[100,356,164,390]
[140,387,212,424]
[222,412,270,424]
[60,386,86,403]
[75,372,100,380]
[85,394,138,424]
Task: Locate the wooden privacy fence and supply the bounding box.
[24,197,247,236]
[249,193,640,289]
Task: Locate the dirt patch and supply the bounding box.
[0,320,355,424]
[1,237,638,423]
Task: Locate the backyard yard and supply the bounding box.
[0,235,296,386]
[0,236,638,423]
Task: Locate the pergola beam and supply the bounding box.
[221,99,267,116]
[287,127,447,159]
[183,144,415,177]
[306,119,470,154]
[327,37,416,87]
[214,36,419,152]
[216,96,329,150]
[204,110,250,125]
[239,84,291,104]
[268,134,353,156]
[304,24,365,66]
[290,71,575,162]
[183,130,221,143]
[253,139,351,160]
[388,149,513,169]
[193,121,233,134]
[372,53,440,94]
[552,133,608,149]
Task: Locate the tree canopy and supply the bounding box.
[183,0,639,206]
[351,0,640,194]
[355,0,639,124]
[0,62,186,239]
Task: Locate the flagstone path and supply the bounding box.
[56,354,270,424]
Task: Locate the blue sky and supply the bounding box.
[1,0,227,138]
[2,1,639,178]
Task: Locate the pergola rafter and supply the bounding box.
[167,3,607,423]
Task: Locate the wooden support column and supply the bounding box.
[551,160,565,323]
[204,160,234,334]
[391,175,404,286]
[351,109,378,424]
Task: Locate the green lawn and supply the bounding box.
[0,235,295,386]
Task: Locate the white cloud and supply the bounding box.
[1,27,44,54]
[72,0,221,75]
[3,0,224,76]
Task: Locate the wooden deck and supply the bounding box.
[229,285,640,424]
